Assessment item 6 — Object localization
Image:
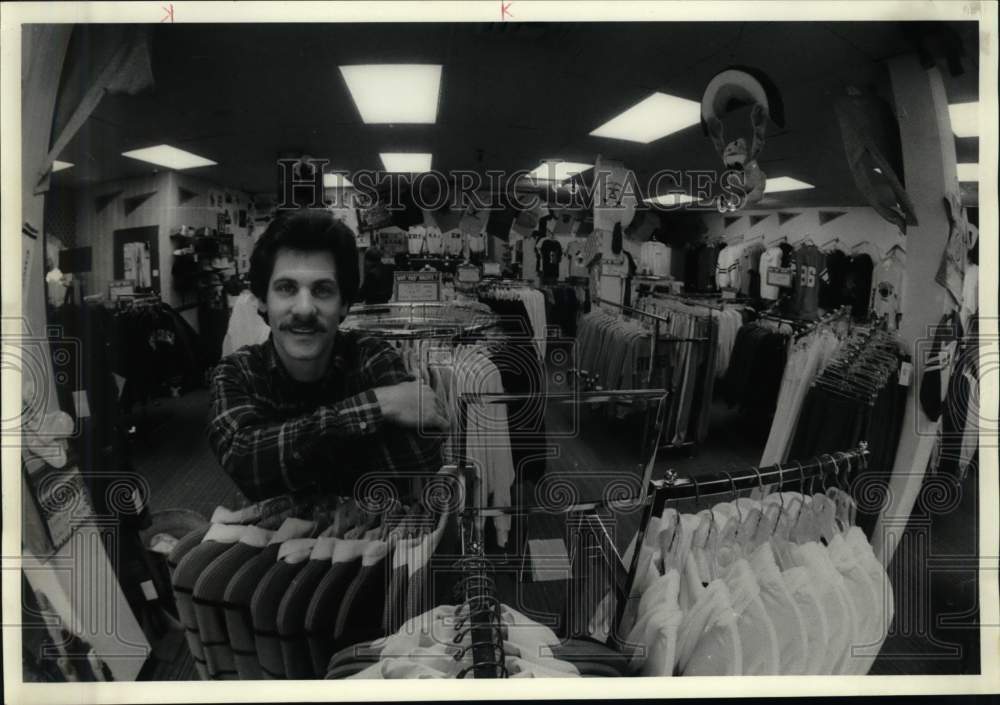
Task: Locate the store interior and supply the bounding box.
[20,20,983,682]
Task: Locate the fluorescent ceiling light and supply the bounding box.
[323,173,354,188]
[340,65,442,124]
[590,92,702,144]
[948,102,978,138]
[52,160,74,172]
[122,145,216,170]
[645,193,697,206]
[764,176,814,193]
[957,163,979,182]
[528,161,593,182]
[380,152,432,173]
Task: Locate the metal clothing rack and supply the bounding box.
[594,297,710,391]
[604,296,716,454]
[611,442,872,643]
[643,290,730,311]
[453,465,508,678]
[340,301,499,340]
[454,389,670,647]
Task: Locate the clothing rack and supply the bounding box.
[453,466,508,678]
[453,388,670,641]
[613,295,717,453]
[640,290,728,311]
[792,305,853,340]
[115,292,162,310]
[340,301,499,340]
[611,441,872,644]
[595,297,711,393]
[478,279,533,290]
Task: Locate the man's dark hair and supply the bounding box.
[249,209,360,304]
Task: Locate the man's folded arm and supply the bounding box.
[208,361,385,501]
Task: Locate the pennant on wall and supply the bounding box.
[123,191,156,216]
[749,214,770,227]
[818,210,848,226]
[777,211,801,225]
[178,187,198,204]
[95,190,123,213]
[723,216,742,229]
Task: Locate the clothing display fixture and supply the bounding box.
[616,444,892,675]
[721,318,792,416]
[635,292,746,381]
[576,307,655,392]
[167,471,466,680]
[759,308,852,467]
[628,296,719,445]
[477,281,548,361]
[538,283,583,337]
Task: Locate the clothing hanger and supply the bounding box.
[689,477,715,584]
[824,454,851,534]
[813,456,838,545]
[713,472,743,572]
[790,460,814,544]
[742,465,769,552]
[657,508,682,575]
[834,450,859,528]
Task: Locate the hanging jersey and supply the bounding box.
[819,249,850,310]
[758,247,784,301]
[539,238,564,280]
[565,241,589,278]
[640,241,672,278]
[843,254,874,318]
[424,229,442,255]
[716,245,732,289]
[871,250,905,330]
[788,244,824,320]
[739,242,765,298]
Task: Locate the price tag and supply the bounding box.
[721,289,737,300]
[899,361,913,386]
[482,262,501,277]
[767,267,793,288]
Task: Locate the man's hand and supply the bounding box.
[374,381,449,430]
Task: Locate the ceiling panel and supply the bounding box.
[48,21,980,208]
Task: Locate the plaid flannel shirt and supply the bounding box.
[208,331,443,502]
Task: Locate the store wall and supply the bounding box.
[74,172,173,304]
[74,172,254,331]
[671,205,905,279]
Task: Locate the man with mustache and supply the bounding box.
[208,209,446,502]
